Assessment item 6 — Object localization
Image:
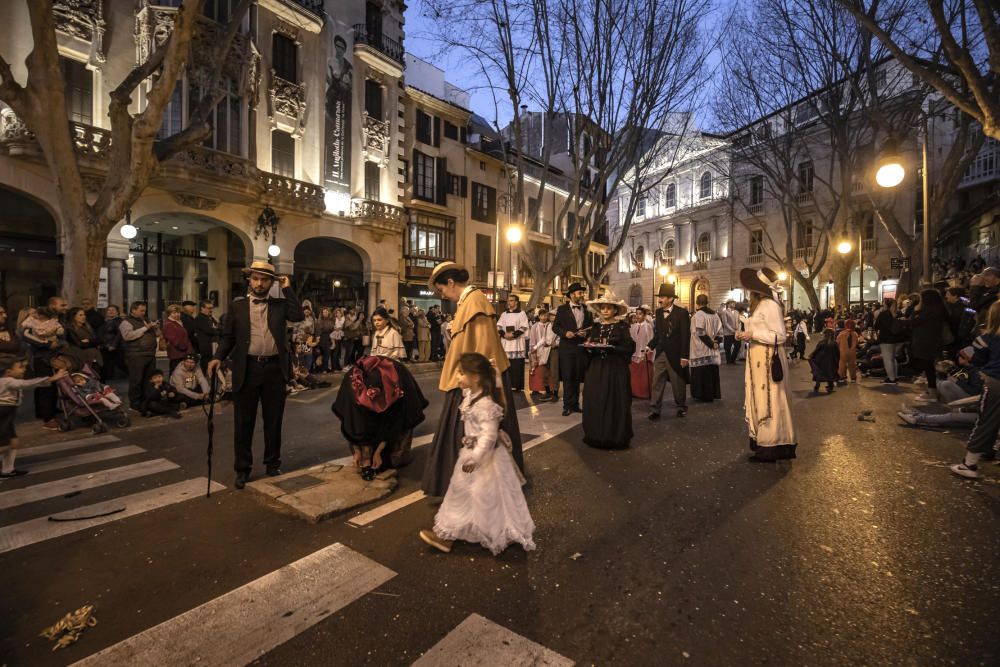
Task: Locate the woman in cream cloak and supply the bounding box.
[421,263,524,496]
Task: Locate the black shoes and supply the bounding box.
[648,412,660,421]
[234,472,249,489]
[562,409,571,416]
[676,407,687,417]
[266,467,282,477]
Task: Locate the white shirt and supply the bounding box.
[371,327,405,359]
[497,310,529,358]
[569,302,585,328]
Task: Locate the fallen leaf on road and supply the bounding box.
[569,552,583,560]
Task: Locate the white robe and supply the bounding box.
[497,310,529,359]
[629,320,654,362]
[434,391,536,554]
[742,299,796,448]
[690,309,723,367]
[529,322,559,365]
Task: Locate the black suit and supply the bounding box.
[214,288,303,474]
[649,305,691,412]
[552,302,593,410]
[192,312,220,372]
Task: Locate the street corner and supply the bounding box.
[247,462,398,524]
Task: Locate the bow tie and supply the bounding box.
[251,298,268,304]
[572,305,583,310]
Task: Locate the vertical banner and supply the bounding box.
[325,24,353,197]
[97,267,109,309]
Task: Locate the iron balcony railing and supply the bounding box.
[353,24,404,65]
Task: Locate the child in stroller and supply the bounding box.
[55,363,130,433]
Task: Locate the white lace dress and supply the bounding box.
[433,390,536,555]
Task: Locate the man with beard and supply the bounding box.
[207,261,303,489]
[648,283,690,419]
[552,283,593,416]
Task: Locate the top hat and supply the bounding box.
[427,261,470,290]
[656,283,676,298]
[564,282,585,296]
[586,289,629,318]
[242,260,278,279]
[739,267,779,295]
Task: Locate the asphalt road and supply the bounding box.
[1,360,997,666]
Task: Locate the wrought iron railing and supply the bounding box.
[353,24,404,64]
[350,198,405,225]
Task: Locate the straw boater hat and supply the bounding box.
[586,289,629,319]
[427,261,469,290]
[242,260,278,279]
[739,267,780,295]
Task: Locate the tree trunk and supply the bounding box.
[792,273,821,311]
[60,211,108,304]
[830,256,852,309]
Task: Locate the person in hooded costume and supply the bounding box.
[421,262,524,496]
[734,267,797,462]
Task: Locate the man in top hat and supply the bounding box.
[648,283,690,419]
[207,260,303,489]
[552,282,594,416]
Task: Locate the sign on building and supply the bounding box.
[325,24,353,197]
[890,256,911,270]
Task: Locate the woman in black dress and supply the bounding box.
[582,292,634,449]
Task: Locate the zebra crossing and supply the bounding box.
[0,432,222,555]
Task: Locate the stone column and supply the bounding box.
[206,228,230,313]
[105,237,131,310]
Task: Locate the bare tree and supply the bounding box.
[421,0,714,307]
[0,0,252,303]
[834,0,1000,142]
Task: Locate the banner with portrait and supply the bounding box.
[325,25,352,196]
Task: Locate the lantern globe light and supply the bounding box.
[267,243,281,257]
[667,273,677,284]
[658,265,669,277]
[875,138,905,188]
[120,223,138,239]
[777,271,788,281]
[505,224,523,244]
[837,240,853,255]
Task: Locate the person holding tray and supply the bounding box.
[581,291,634,449]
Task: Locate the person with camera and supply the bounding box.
[207,261,303,489]
[119,301,160,411]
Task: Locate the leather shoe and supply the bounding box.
[648,412,660,421]
[266,467,282,477]
[677,407,687,417]
[562,409,571,416]
[234,472,249,489]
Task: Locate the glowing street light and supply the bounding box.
[875,139,905,188]
[505,224,523,244]
[777,271,788,281]
[267,243,281,257]
[120,223,137,239]
[837,240,853,255]
[667,273,677,284]
[658,265,669,278]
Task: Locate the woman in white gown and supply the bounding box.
[734,268,797,462]
[420,352,535,555]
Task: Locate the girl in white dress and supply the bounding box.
[419,352,536,555]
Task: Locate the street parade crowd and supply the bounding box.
[1,259,999,554]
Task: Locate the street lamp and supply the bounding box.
[837,240,853,255]
[667,272,677,284]
[658,265,669,279]
[120,210,137,239]
[875,124,931,286]
[777,271,788,281]
[838,231,865,310]
[874,139,905,188]
[505,224,523,244]
[505,224,523,293]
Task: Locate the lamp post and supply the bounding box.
[837,229,865,311]
[505,223,523,299]
[875,116,931,287]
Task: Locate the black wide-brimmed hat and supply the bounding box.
[564,282,585,296]
[739,267,779,295]
[656,283,676,298]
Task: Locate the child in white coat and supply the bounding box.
[419,352,536,555]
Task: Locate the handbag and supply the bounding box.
[770,334,784,382]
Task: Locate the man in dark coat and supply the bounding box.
[552,282,593,416]
[192,300,220,373]
[180,301,198,340]
[207,261,304,489]
[648,283,690,418]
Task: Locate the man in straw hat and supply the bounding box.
[207,260,303,488]
[648,283,690,419]
[421,261,524,497]
[552,282,594,416]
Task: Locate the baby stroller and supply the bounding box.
[55,363,131,434]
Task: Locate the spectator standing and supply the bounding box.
[180,301,198,341]
[901,288,948,402]
[342,308,362,369]
[80,298,104,333]
[951,301,1000,479]
[98,305,126,381]
[65,306,102,371]
[718,301,739,364]
[315,307,336,372]
[162,304,193,374]
[428,305,444,361]
[120,301,160,411]
[874,298,904,384]
[331,307,346,370]
[22,297,68,429]
[192,301,219,374]
[415,307,431,362]
[0,306,22,355]
[400,301,416,361]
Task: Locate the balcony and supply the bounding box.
[353,24,404,66]
[851,180,865,194]
[350,198,405,232]
[362,112,390,165]
[747,253,763,265]
[268,73,307,135]
[747,202,764,216]
[259,172,325,215]
[862,237,877,253]
[794,191,813,204]
[960,138,999,188]
[794,246,815,261]
[286,0,323,16]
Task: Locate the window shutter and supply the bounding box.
[411,148,419,183]
[486,186,497,224]
[460,175,468,198]
[460,126,468,143]
[432,116,441,147]
[436,156,448,204]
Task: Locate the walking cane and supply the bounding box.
[204,370,219,498]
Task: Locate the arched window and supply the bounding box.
[697,232,712,262]
[664,183,676,208]
[633,245,645,270]
[664,239,676,264]
[699,171,712,200]
[629,284,643,307]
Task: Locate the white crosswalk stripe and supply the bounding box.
[413,613,574,666]
[16,434,121,459]
[0,478,223,554]
[21,445,146,474]
[0,458,179,510]
[72,542,396,667]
